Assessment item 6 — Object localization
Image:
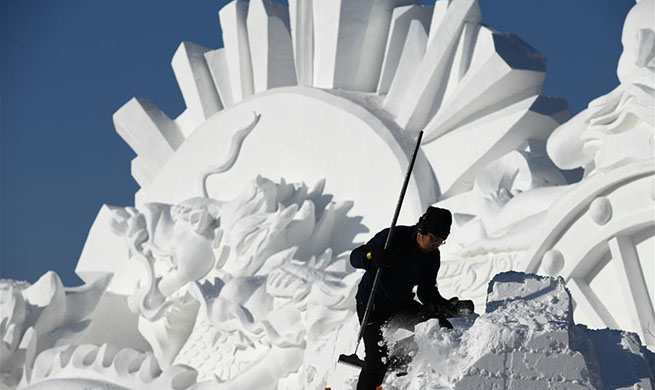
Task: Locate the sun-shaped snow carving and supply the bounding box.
[22,1,649,389]
[67,0,655,386]
[112,0,568,237]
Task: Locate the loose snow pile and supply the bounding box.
[383,272,655,390]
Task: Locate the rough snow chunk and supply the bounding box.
[385,272,655,390]
[172,41,223,135]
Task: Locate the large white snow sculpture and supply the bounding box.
[548,0,654,174]
[0,274,109,388]
[522,0,655,350]
[384,272,655,389]
[6,0,655,389]
[77,176,363,389]
[433,0,654,353]
[112,0,568,238]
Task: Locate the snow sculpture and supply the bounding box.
[0,274,109,388]
[384,272,655,389]
[522,0,655,350]
[113,0,568,237]
[6,0,655,388]
[108,0,573,320]
[433,0,654,354]
[548,0,654,174]
[76,176,363,389]
[17,344,197,390]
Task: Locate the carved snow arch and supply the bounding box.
[523,161,655,349]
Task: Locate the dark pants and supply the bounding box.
[356,301,424,390]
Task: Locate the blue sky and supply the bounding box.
[1,0,634,286]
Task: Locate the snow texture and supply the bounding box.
[382,272,655,390]
[3,0,654,388]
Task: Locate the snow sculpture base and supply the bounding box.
[384,272,655,390]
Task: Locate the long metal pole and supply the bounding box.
[353,130,424,355]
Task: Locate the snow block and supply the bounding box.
[384,19,428,116]
[385,271,655,389]
[247,0,297,93]
[377,5,432,94]
[289,0,313,86]
[172,42,223,135]
[205,48,235,108]
[219,0,254,102]
[393,0,481,132]
[313,0,420,91]
[421,95,568,199]
[113,97,184,187]
[422,27,547,143]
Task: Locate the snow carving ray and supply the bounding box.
[5,0,654,389]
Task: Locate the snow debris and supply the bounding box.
[382,272,655,390]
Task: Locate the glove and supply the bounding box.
[438,315,453,330]
[366,248,393,268]
[423,304,454,329]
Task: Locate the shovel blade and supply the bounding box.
[338,353,365,368]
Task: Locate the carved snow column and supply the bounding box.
[422,28,548,142]
[247,0,297,93]
[219,0,254,103]
[385,20,429,116]
[390,0,481,132]
[425,0,449,49]
[289,0,314,86]
[113,98,184,191]
[313,0,419,91]
[205,49,235,108]
[172,42,223,137]
[377,4,432,94]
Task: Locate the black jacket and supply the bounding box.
[350,225,448,311]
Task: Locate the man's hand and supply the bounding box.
[447,297,459,307]
[366,248,393,268]
[438,315,453,329]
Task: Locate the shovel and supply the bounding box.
[338,130,424,368]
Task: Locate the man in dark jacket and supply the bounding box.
[350,206,456,390]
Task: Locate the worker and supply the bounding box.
[350,206,458,390]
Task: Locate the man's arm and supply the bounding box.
[349,228,390,270]
[417,257,448,307]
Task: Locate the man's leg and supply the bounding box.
[385,301,425,375]
[356,302,390,390]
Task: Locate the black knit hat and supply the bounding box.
[417,206,452,239]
